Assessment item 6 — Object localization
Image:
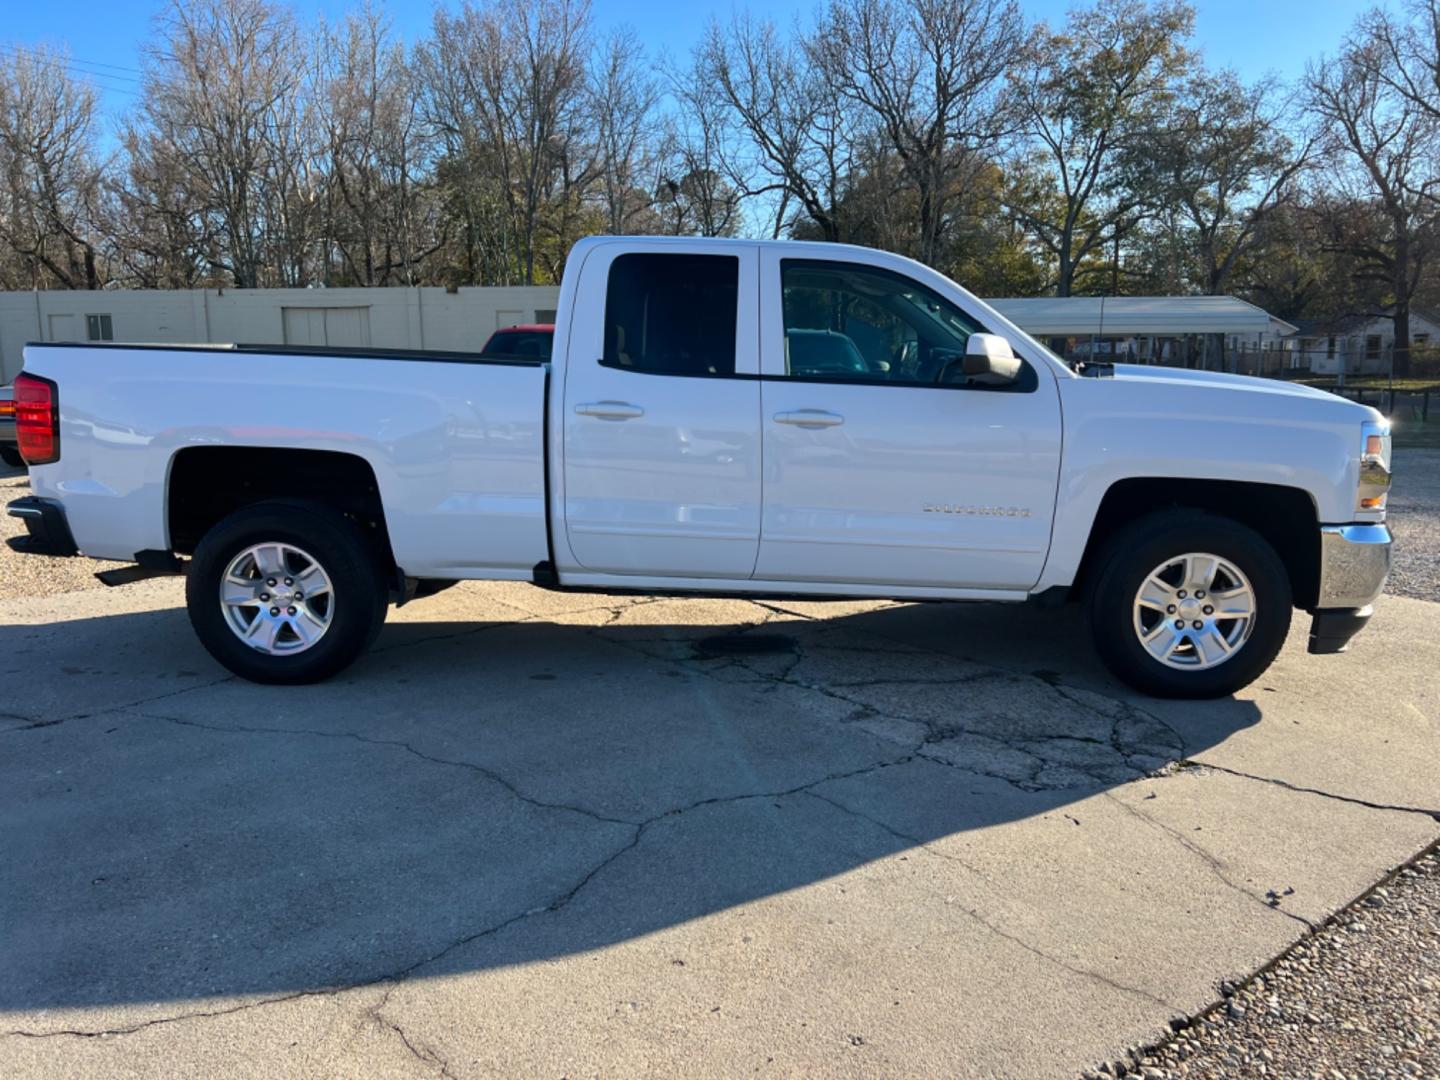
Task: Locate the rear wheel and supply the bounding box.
[1086,511,1292,698]
[186,500,388,684]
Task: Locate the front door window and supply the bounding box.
[777,260,1031,390]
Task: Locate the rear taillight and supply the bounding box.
[14,373,59,465]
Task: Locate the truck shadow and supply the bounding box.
[0,592,1262,1012]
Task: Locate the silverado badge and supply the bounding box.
[923,504,1032,517]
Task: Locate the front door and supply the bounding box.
[755,253,1062,590]
[561,244,762,578]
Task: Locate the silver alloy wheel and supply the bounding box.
[1132,552,1256,670]
[219,542,334,655]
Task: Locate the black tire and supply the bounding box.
[1086,510,1292,699]
[0,445,24,468]
[186,500,388,684]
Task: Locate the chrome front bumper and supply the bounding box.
[1309,523,1392,655]
[1317,523,1392,609]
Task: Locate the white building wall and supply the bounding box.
[0,285,563,381]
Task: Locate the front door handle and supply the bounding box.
[774,409,844,429]
[574,401,645,421]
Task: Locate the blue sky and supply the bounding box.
[6,0,1374,123]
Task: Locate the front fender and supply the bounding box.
[1035,377,1369,593]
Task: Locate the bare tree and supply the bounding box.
[1006,0,1195,296]
[699,15,858,240]
[1308,24,1440,375]
[128,0,314,288]
[1360,2,1440,123]
[0,45,107,289]
[317,7,439,285]
[1150,71,1316,295]
[262,56,323,286]
[418,0,594,285]
[109,122,215,288]
[417,25,513,288]
[589,27,661,235]
[656,49,743,237]
[812,0,1021,266]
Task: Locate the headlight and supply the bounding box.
[1357,420,1391,513]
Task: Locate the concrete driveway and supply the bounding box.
[2,575,1437,1078]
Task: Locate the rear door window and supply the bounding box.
[603,254,738,376]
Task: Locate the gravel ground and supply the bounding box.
[1086,845,1440,1080]
[1387,448,1440,604]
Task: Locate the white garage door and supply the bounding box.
[282,307,372,347]
[324,307,371,347]
[282,308,327,346]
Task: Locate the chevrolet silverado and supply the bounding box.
[6,237,1393,696]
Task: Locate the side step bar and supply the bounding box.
[95,550,186,587]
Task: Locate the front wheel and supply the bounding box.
[186,500,388,684]
[1086,511,1292,699]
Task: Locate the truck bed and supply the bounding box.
[21,342,552,579]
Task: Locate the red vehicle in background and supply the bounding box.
[479,323,554,360]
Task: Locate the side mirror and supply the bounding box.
[963,334,1022,385]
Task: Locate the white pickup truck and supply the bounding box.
[7,237,1393,697]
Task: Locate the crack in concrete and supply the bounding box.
[366,985,458,1079]
[1043,680,1191,769]
[595,595,667,628]
[0,675,238,734]
[1183,760,1440,822]
[1,989,333,1040]
[749,604,1185,790]
[825,672,1013,688]
[0,746,912,1042]
[141,712,639,828]
[0,712,56,731]
[371,593,667,654]
[604,612,1183,795]
[736,598,1199,781]
[369,614,539,655]
[804,786,1183,1013]
[1100,791,1316,930]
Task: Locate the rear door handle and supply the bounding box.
[574,401,645,421]
[773,409,844,429]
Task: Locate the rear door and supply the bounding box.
[755,250,1061,590]
[561,244,762,578]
